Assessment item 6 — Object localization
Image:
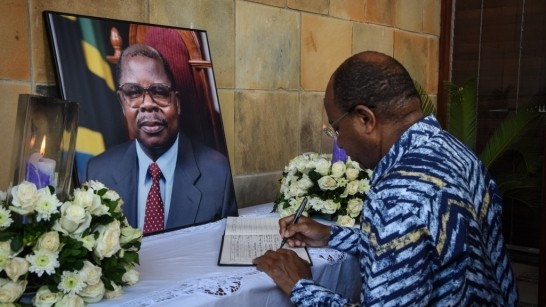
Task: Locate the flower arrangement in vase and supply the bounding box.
[0,180,141,306]
[273,152,372,227]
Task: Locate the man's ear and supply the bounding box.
[174,92,181,116]
[353,104,377,133]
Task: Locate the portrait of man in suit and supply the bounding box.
[85,44,238,234]
[45,13,238,234]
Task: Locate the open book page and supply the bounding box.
[218,216,311,266]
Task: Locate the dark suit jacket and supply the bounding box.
[85,133,238,230]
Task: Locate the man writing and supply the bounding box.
[253,51,518,306]
[86,44,238,234]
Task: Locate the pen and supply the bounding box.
[279,197,308,249]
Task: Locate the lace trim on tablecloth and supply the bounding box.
[115,268,260,307]
[113,248,347,307]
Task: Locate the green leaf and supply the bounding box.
[10,234,23,252]
[0,231,16,241]
[123,251,139,264]
[94,215,115,225]
[445,79,477,150]
[479,109,540,169]
[414,80,437,116]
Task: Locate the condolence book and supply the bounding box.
[218,216,312,266]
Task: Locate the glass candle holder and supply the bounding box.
[10,94,79,201]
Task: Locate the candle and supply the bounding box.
[331,138,347,163]
[25,136,56,189]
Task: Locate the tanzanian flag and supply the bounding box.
[46,14,129,183]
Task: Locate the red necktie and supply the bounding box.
[143,162,164,234]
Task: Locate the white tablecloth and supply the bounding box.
[92,204,361,306]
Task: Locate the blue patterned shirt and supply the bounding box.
[291,115,518,306]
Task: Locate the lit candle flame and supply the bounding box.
[40,136,46,156]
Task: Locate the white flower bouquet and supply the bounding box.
[273,153,372,227]
[0,180,142,306]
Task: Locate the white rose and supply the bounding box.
[0,191,6,202]
[347,198,363,217]
[322,199,340,214]
[0,252,8,271]
[278,207,292,218]
[85,180,105,191]
[54,294,84,307]
[296,175,314,190]
[94,220,121,259]
[288,185,305,198]
[5,257,29,282]
[122,266,140,285]
[104,282,123,299]
[72,189,90,207]
[120,225,142,245]
[0,242,11,255]
[88,201,109,217]
[318,176,338,191]
[72,189,101,211]
[337,215,355,227]
[343,181,360,196]
[0,278,26,303]
[294,155,312,174]
[80,261,102,285]
[104,190,124,212]
[9,181,39,215]
[37,231,61,252]
[314,158,331,176]
[103,190,120,202]
[78,281,105,303]
[345,168,360,181]
[331,161,346,178]
[277,201,297,217]
[53,202,92,236]
[33,285,62,307]
[346,158,361,168]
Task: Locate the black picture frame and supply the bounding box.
[43,11,231,185]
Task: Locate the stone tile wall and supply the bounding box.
[0,0,440,208]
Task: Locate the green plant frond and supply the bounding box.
[495,175,538,193]
[445,79,478,150]
[413,80,436,116]
[506,141,544,174]
[479,109,540,168]
[494,175,541,207]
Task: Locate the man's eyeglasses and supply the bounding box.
[118,83,174,108]
[323,110,352,138]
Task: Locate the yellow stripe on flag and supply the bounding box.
[76,127,106,155]
[81,40,115,91]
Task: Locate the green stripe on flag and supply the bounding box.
[79,19,115,91]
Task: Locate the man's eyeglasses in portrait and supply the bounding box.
[118,83,174,108]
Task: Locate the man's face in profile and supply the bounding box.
[117,55,181,153]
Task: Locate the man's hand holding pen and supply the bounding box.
[252,203,332,295]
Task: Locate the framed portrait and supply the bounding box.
[43,11,230,184]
